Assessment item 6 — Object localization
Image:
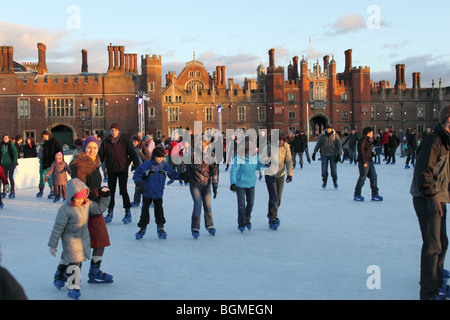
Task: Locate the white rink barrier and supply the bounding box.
[13,155,73,190]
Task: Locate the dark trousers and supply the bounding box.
[107,171,131,210]
[265,175,284,220]
[354,162,379,197]
[413,196,448,300]
[137,197,165,228]
[2,164,16,192]
[236,186,255,227]
[321,155,337,183]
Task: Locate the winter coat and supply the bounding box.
[0,266,27,300]
[410,124,450,203]
[133,158,179,199]
[0,165,8,185]
[357,135,374,165]
[0,142,18,166]
[47,178,110,263]
[261,141,294,178]
[230,154,264,188]
[99,135,139,173]
[42,137,62,169]
[131,142,151,171]
[70,152,102,203]
[22,142,37,158]
[292,134,307,153]
[313,130,342,157]
[45,161,71,185]
[348,133,359,150]
[184,149,219,187]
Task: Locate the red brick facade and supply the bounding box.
[0,42,447,147]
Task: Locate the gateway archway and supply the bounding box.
[310,114,329,138]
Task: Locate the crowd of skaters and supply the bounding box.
[0,113,446,300]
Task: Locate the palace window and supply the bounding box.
[257,106,266,122]
[205,107,213,122]
[47,98,74,118]
[168,107,179,122]
[288,111,296,121]
[417,106,424,119]
[18,98,30,118]
[238,106,246,122]
[94,98,104,117]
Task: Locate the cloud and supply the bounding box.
[0,21,66,61]
[327,14,366,35]
[371,54,450,87]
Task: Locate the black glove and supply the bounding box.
[312,153,316,161]
[180,172,189,183]
[213,183,218,199]
[230,184,236,193]
[99,186,110,197]
[335,154,340,163]
[135,181,146,194]
[427,196,443,217]
[286,175,292,183]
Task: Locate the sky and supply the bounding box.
[0,0,448,88]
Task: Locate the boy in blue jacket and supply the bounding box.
[133,146,180,240]
[230,139,264,232]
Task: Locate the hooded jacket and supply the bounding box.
[48,178,110,263]
[313,130,342,157]
[410,124,450,203]
[230,153,264,188]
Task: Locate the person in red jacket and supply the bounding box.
[381,128,390,161]
[0,165,9,208]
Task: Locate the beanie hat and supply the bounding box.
[363,127,373,135]
[82,136,100,151]
[110,123,120,131]
[55,152,63,160]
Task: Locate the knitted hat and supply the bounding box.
[72,189,88,199]
[55,152,63,160]
[82,136,100,151]
[110,123,120,131]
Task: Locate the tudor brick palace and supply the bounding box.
[0,43,448,147]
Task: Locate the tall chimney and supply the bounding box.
[269,49,275,67]
[395,64,401,88]
[37,43,47,75]
[81,49,88,73]
[323,55,329,74]
[292,56,299,79]
[344,49,352,73]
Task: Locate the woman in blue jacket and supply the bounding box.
[132,147,180,240]
[230,139,264,232]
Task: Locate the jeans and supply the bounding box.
[354,162,379,197]
[137,197,165,228]
[321,155,337,184]
[189,182,214,232]
[413,196,448,299]
[236,186,255,227]
[265,175,285,220]
[107,171,131,210]
[348,147,357,164]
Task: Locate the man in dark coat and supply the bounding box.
[353,127,382,202]
[292,130,307,169]
[410,105,450,300]
[99,123,139,224]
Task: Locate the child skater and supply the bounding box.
[133,146,180,240]
[45,152,71,202]
[48,178,110,300]
[230,137,264,232]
